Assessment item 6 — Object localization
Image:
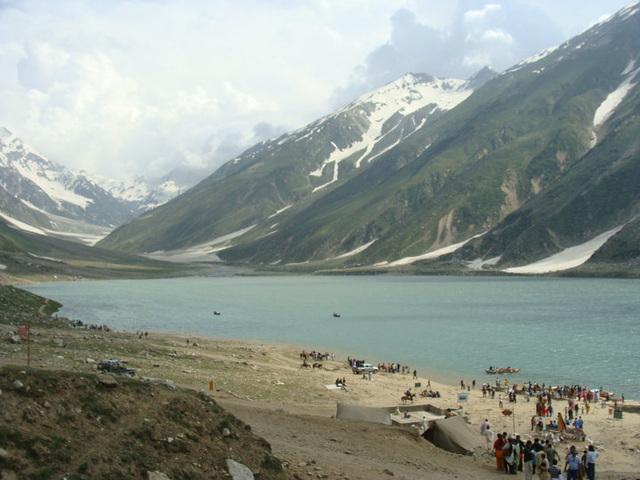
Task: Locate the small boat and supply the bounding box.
[497,367,520,374]
[213,311,221,315]
[332,313,341,318]
[485,366,520,374]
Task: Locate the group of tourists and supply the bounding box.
[491,432,598,480]
[378,362,410,374]
[300,350,332,361]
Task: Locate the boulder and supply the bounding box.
[97,375,119,388]
[146,471,171,480]
[226,459,254,480]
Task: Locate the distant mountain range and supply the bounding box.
[0,127,184,244]
[2,2,639,278]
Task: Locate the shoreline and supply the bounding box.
[2,314,640,479]
[117,326,639,403]
[21,275,640,402]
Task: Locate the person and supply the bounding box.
[536,452,550,480]
[574,416,584,429]
[421,415,428,433]
[585,445,599,480]
[484,426,495,453]
[565,446,582,480]
[503,437,516,474]
[516,435,525,472]
[413,369,417,379]
[580,449,588,480]
[523,440,535,480]
[544,441,558,467]
[494,433,506,471]
[481,418,490,436]
[548,459,562,479]
[511,437,521,475]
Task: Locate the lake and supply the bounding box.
[23,275,640,399]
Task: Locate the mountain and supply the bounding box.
[0,128,182,244]
[97,71,489,254]
[92,173,184,214]
[98,2,640,276]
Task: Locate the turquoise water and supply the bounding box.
[23,276,640,399]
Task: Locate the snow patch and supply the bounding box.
[466,256,501,270]
[377,233,485,267]
[506,45,559,74]
[0,212,48,235]
[593,62,639,129]
[333,239,377,260]
[503,226,624,274]
[144,225,255,263]
[268,205,291,219]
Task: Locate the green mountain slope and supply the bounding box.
[0,218,190,282]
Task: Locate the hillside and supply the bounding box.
[0,286,288,479]
[96,3,640,277]
[0,217,193,285]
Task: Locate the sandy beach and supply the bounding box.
[178,334,640,479]
[1,318,639,479]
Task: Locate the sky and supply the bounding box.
[0,0,634,184]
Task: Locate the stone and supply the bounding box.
[226,459,254,480]
[146,471,171,480]
[97,375,119,388]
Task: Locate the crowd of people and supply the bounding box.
[479,381,607,479]
[487,431,599,480]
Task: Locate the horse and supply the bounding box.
[401,394,414,404]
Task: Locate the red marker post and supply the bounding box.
[17,321,31,367]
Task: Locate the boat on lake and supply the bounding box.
[486,367,520,374]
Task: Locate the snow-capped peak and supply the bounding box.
[302,71,481,191]
[0,128,92,209]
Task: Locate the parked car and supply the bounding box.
[97,359,135,376]
[353,363,378,374]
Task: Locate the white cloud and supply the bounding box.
[463,4,502,23]
[0,0,634,184]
